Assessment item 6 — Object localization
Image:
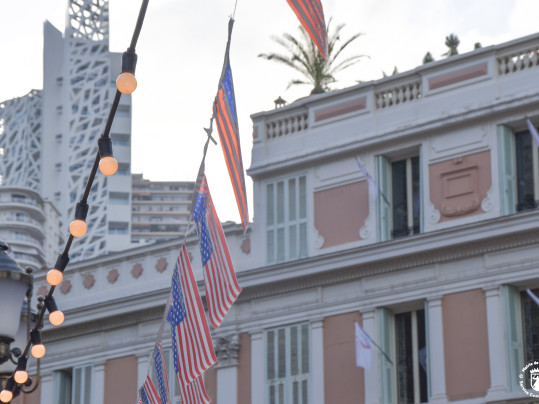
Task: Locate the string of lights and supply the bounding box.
[0,0,149,402]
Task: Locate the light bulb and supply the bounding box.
[0,390,13,403]
[14,370,28,384]
[116,72,137,94]
[99,156,118,176]
[69,219,87,237]
[31,344,46,359]
[46,268,64,286]
[49,310,65,326]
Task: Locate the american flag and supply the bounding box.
[139,375,161,404]
[180,375,212,404]
[213,18,249,233]
[194,182,214,266]
[154,341,170,404]
[286,0,328,60]
[168,245,217,386]
[197,175,242,329]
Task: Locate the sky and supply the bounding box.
[1,0,539,223]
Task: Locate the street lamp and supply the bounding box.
[0,241,40,401]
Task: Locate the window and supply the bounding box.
[498,124,539,214]
[266,323,310,404]
[379,306,429,404]
[54,365,92,404]
[266,175,307,264]
[376,151,422,241]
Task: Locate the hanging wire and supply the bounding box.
[3,0,152,388]
[232,0,239,19]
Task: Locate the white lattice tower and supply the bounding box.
[64,0,111,260]
[0,90,42,191]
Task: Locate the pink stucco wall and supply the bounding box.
[237,333,251,404]
[324,312,365,404]
[314,181,369,248]
[442,289,490,400]
[104,355,138,404]
[205,365,217,403]
[429,150,491,222]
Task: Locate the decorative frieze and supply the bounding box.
[214,334,240,368]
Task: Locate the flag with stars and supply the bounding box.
[194,181,214,266]
[139,375,161,404]
[180,375,211,404]
[167,261,187,327]
[168,245,217,386]
[213,18,249,232]
[199,175,242,329]
[286,0,328,60]
[154,341,170,404]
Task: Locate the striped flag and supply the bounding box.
[139,375,161,404]
[153,342,170,404]
[286,0,328,60]
[168,245,217,386]
[180,375,212,404]
[355,322,372,370]
[196,175,242,329]
[213,18,249,232]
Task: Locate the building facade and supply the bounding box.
[0,0,133,262]
[131,174,194,245]
[11,32,539,404]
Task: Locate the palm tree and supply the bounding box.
[443,34,460,57]
[258,19,367,94]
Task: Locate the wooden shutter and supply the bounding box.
[376,156,391,242]
[379,308,394,404]
[503,285,523,392]
[72,365,92,404]
[498,125,516,215]
[54,370,72,404]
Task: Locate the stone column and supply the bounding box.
[310,320,325,404]
[215,334,240,404]
[39,372,54,403]
[92,362,105,404]
[427,297,448,403]
[136,352,150,388]
[250,331,264,404]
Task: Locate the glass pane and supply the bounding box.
[301,324,309,374]
[391,160,408,238]
[267,230,275,263]
[267,184,274,225]
[299,223,307,259]
[395,312,414,404]
[278,383,284,404]
[73,368,81,404]
[417,309,428,403]
[83,366,91,404]
[515,130,536,211]
[267,330,275,380]
[522,289,539,363]
[289,225,297,260]
[302,380,308,404]
[269,385,275,404]
[278,329,286,378]
[293,381,299,404]
[277,228,285,263]
[411,156,421,235]
[289,178,296,221]
[277,181,285,224]
[299,176,307,219]
[291,326,298,375]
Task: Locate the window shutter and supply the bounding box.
[54,371,72,404]
[419,146,424,233]
[72,365,92,404]
[423,301,431,399]
[376,156,391,242]
[503,285,523,392]
[498,125,516,215]
[379,308,394,404]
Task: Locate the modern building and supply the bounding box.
[131,174,194,245]
[9,30,539,404]
[0,0,133,262]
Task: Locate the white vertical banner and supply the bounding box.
[355,322,372,370]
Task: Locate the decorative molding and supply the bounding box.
[313,228,324,249]
[441,197,480,217]
[131,263,143,279]
[60,280,72,295]
[213,334,240,368]
[241,237,251,255]
[155,258,168,273]
[359,222,370,240]
[107,269,119,284]
[83,274,95,289]
[481,188,495,212]
[37,285,48,298]
[427,201,441,224]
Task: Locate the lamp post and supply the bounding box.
[0,241,39,401]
